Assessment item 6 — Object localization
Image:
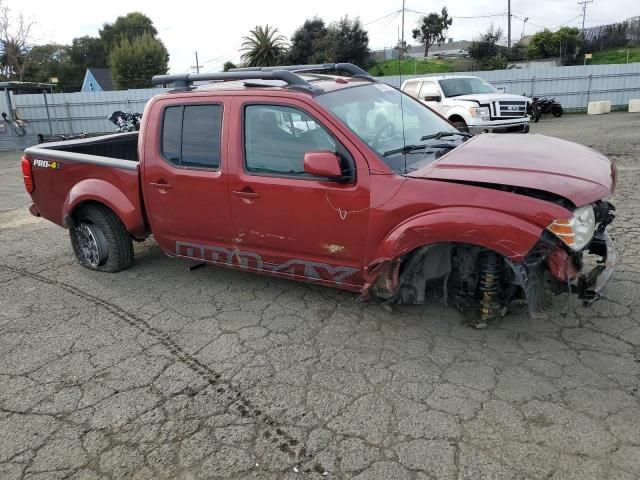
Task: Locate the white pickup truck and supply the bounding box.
[401,75,530,134]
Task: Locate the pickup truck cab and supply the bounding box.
[401,75,530,134]
[22,63,616,326]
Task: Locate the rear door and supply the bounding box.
[226,96,371,288]
[141,97,234,256]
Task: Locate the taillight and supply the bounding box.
[21,156,34,194]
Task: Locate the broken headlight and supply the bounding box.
[547,204,595,252]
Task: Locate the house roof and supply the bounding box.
[87,68,114,91]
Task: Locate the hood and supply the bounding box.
[451,93,528,103]
[408,134,615,207]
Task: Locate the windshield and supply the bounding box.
[316,83,460,173]
[439,77,496,97]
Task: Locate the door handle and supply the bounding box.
[232,190,260,199]
[150,181,173,190]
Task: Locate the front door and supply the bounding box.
[142,98,234,256]
[227,98,371,288]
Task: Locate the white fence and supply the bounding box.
[2,62,640,150]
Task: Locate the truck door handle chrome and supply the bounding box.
[232,190,260,199]
[150,181,173,190]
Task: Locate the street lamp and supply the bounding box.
[521,17,529,40]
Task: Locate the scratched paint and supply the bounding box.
[175,241,359,284]
[322,244,346,255]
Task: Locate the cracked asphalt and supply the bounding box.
[1,112,639,479]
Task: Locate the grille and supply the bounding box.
[493,100,527,118]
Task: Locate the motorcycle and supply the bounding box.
[108,111,142,133]
[534,97,563,118]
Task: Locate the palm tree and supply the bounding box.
[240,25,287,67]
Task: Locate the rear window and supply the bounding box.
[161,104,222,169]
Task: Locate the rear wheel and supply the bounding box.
[70,204,134,272]
[551,105,563,117]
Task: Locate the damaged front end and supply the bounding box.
[510,200,616,316]
[367,200,616,327]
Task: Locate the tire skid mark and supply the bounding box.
[0,263,311,466]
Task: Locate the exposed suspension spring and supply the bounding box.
[479,252,500,326]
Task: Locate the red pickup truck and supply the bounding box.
[21,63,616,326]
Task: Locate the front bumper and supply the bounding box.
[469,120,529,134]
[508,224,616,317]
[576,231,616,303]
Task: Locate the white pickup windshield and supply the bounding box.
[316,83,459,173]
[439,77,496,97]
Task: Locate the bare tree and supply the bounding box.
[0,2,34,81]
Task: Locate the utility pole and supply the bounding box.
[578,0,594,43]
[401,0,405,60]
[191,51,203,74]
[507,0,512,49]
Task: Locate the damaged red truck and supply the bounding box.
[21,64,617,325]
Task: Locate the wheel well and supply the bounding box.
[67,200,117,227]
[395,242,514,306]
[448,114,466,124]
[369,242,510,303]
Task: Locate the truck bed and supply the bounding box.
[25,132,139,167]
[23,131,147,238]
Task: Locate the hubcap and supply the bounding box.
[75,223,106,268]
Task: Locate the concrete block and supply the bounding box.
[587,101,611,115]
[629,99,640,113]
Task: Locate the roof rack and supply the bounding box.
[151,63,375,94]
[229,63,375,81]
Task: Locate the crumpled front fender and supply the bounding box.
[371,207,544,265]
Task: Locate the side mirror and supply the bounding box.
[304,151,342,179]
[424,95,442,102]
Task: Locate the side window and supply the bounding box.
[160,104,222,169]
[419,81,439,98]
[244,104,337,176]
[403,81,422,99]
[161,106,182,165]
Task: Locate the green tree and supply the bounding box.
[527,29,555,58]
[223,61,237,72]
[412,7,452,58]
[288,17,327,64]
[69,36,107,69]
[109,32,168,89]
[23,43,67,81]
[322,16,369,66]
[527,27,580,59]
[469,25,507,68]
[240,25,287,67]
[100,12,158,51]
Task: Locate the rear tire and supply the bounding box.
[552,105,563,117]
[70,204,134,272]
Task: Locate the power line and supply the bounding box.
[364,10,402,26]
[511,14,549,30]
[405,8,507,19]
[557,14,583,28]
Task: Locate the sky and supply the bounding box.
[12,0,638,73]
